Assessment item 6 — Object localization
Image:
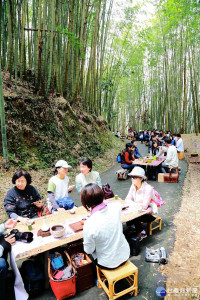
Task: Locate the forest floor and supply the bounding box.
[1,133,200,299]
[161,134,200,299]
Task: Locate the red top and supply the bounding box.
[124,152,135,164]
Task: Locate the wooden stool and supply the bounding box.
[97,261,138,300]
[178,152,184,159]
[116,169,128,180]
[149,217,162,235]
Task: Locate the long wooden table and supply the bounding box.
[12,198,147,261]
[134,155,166,167]
[11,199,148,299]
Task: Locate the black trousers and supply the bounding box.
[127,214,156,233]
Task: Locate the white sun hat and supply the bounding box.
[55,160,72,168]
[128,166,147,180]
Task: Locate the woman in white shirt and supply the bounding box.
[81,183,130,269]
[47,160,75,212]
[76,157,102,193]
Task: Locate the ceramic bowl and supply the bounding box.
[50,225,65,238]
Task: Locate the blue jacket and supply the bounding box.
[134,147,142,159]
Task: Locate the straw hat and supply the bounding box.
[128,166,147,180]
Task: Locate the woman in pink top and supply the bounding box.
[125,166,155,235]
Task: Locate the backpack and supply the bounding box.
[20,259,44,298]
[117,153,122,163]
[151,188,165,207]
[143,185,164,215]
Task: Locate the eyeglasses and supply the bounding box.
[131,176,139,179]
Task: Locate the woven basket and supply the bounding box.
[48,251,76,300]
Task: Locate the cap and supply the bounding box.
[55,160,72,168]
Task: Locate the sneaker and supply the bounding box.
[137,230,147,241]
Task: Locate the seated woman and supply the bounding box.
[121,143,136,170]
[0,219,17,300]
[81,183,130,269]
[47,160,75,212]
[151,141,162,156]
[125,167,156,235]
[75,157,102,193]
[4,170,42,225]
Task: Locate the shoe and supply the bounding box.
[137,230,147,241]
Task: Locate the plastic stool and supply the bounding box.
[96,260,138,300]
[149,217,162,235]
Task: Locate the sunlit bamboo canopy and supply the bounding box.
[0,0,200,141]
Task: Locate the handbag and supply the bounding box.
[37,204,51,217]
[56,197,74,210]
[102,183,114,200]
[163,168,179,183]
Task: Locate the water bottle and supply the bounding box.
[159,247,167,264]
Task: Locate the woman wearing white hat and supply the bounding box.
[47,160,75,212]
[125,166,155,234]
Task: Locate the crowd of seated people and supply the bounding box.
[1,157,103,298]
[118,129,184,174]
[2,156,156,295]
[145,130,184,170]
[1,130,183,297]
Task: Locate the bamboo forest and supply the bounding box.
[0,0,200,164]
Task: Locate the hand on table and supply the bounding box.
[18,217,30,226]
[5,234,16,246]
[4,219,17,229]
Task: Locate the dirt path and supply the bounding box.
[162,164,200,299]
